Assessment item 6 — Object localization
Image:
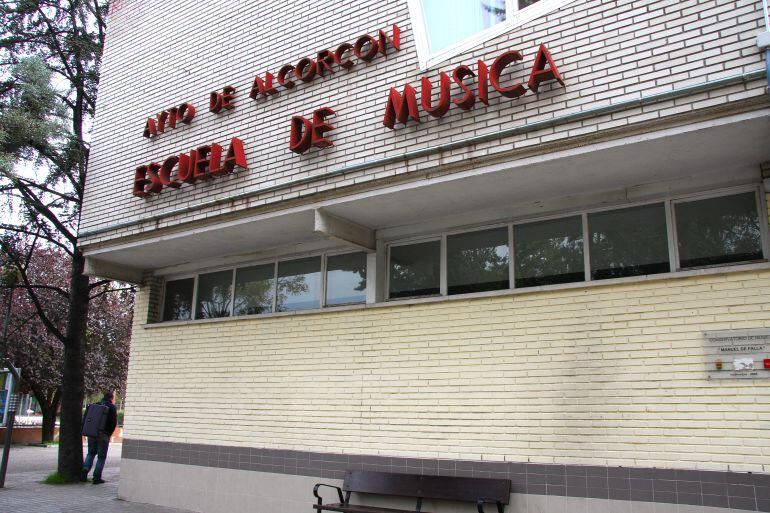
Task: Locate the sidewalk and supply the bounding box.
[0,444,195,513]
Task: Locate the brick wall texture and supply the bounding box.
[80,0,769,246]
[125,267,770,473]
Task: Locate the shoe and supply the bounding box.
[79,470,88,482]
[92,478,106,484]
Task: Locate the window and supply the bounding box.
[195,270,233,319]
[514,216,584,288]
[589,204,670,280]
[326,252,367,306]
[161,251,367,322]
[419,0,507,54]
[160,188,766,321]
[162,278,194,321]
[276,257,322,312]
[408,0,566,68]
[389,240,441,298]
[447,228,509,294]
[675,192,763,268]
[234,264,275,315]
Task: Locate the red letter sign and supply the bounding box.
[290,116,313,154]
[489,50,526,99]
[382,85,420,129]
[290,109,336,154]
[421,72,451,118]
[527,44,564,92]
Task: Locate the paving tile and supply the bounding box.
[1,444,194,513]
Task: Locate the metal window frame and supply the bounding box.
[159,274,197,322]
[581,213,591,283]
[386,236,443,301]
[511,213,586,287]
[445,225,511,296]
[584,201,669,282]
[159,185,769,321]
[275,254,324,313]
[193,269,234,321]
[324,251,370,307]
[669,185,769,272]
[231,262,277,316]
[383,184,769,302]
[159,249,368,322]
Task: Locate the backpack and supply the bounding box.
[82,403,109,437]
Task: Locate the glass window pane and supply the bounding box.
[389,241,441,298]
[420,0,506,53]
[515,216,584,288]
[195,270,233,319]
[277,257,321,312]
[162,278,194,321]
[234,264,275,315]
[447,228,509,295]
[589,204,670,280]
[676,192,763,268]
[326,252,367,306]
[518,0,541,9]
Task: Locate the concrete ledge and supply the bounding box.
[758,32,770,50]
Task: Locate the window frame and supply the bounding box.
[384,184,768,301]
[324,249,370,307]
[159,250,368,322]
[386,236,443,300]
[233,261,277,317]
[159,185,768,321]
[445,224,512,296]
[160,274,198,322]
[275,254,324,313]
[586,201,671,281]
[194,268,235,320]
[512,213,585,289]
[670,188,770,272]
[406,0,574,69]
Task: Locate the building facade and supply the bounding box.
[81,1,770,512]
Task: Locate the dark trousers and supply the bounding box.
[82,433,110,479]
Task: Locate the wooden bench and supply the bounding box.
[313,470,510,513]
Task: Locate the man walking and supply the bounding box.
[81,391,118,484]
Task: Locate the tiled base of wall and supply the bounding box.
[121,440,770,512]
[118,459,763,513]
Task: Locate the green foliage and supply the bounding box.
[0,57,64,176]
[42,471,71,485]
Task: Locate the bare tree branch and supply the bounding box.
[89,286,134,301]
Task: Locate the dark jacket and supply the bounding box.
[99,399,118,436]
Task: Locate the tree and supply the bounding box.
[2,240,132,443]
[0,1,111,480]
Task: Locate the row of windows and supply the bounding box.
[388,191,764,299]
[162,189,766,321]
[163,252,367,321]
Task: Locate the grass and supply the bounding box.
[42,471,74,485]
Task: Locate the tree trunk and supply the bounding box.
[41,389,61,444]
[57,251,90,481]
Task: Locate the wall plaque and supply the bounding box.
[704,329,770,379]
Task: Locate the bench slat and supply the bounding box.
[342,471,510,504]
[314,503,429,513]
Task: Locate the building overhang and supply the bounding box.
[83,110,770,283]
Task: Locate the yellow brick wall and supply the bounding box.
[125,268,770,472]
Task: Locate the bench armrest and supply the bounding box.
[314,483,346,506]
[476,498,504,513]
